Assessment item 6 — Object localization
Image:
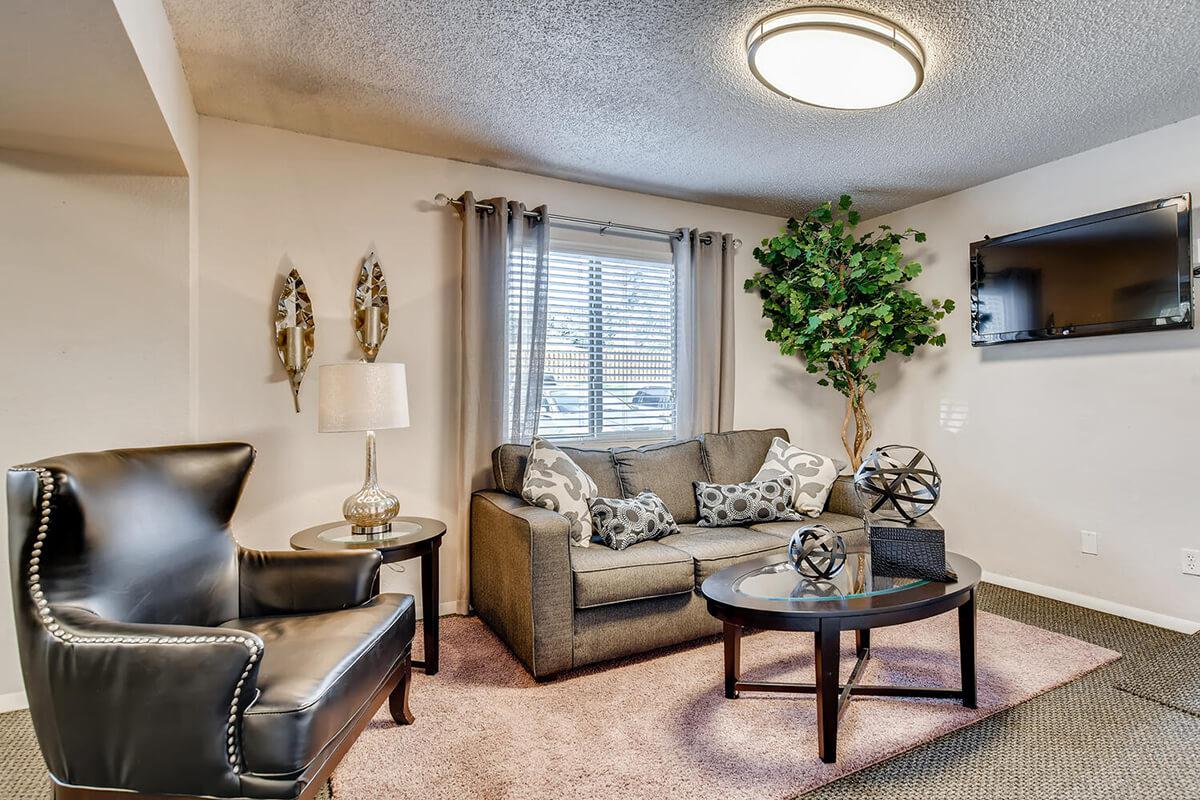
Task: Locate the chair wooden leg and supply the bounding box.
[388,653,415,725]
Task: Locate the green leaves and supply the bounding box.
[742,195,954,402]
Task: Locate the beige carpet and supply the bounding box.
[333,612,1118,799]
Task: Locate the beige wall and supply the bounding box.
[0,149,191,700]
[778,115,1200,629]
[195,116,799,616]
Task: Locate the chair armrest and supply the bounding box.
[470,491,573,677]
[237,547,381,617]
[36,606,263,796]
[826,474,865,518]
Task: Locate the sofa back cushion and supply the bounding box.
[700,428,789,484]
[613,439,708,524]
[492,443,621,498]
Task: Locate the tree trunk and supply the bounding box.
[841,388,873,470]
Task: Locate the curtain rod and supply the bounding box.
[433,193,740,249]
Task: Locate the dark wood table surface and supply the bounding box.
[291,516,446,675]
[701,550,982,764]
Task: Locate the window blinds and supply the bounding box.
[507,245,678,443]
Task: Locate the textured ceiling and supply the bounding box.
[162,0,1200,217]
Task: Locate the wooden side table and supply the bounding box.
[290,516,446,675]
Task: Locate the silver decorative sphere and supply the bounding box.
[787,524,847,579]
[854,445,941,523]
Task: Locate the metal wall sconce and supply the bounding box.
[353,251,389,361]
[275,266,316,412]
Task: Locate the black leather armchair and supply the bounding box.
[7,443,416,800]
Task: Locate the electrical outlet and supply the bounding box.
[1080,530,1098,555]
[1183,548,1200,576]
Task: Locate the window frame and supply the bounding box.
[510,236,679,447]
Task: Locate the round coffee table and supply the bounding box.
[700,549,981,764]
[291,517,446,675]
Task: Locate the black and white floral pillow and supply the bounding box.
[521,437,598,547]
[588,492,679,551]
[694,476,804,527]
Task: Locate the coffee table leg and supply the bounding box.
[958,587,977,708]
[421,545,440,675]
[815,620,841,763]
[723,623,741,699]
[855,628,870,657]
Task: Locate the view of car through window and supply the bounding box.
[510,246,678,443]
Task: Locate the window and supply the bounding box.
[507,238,678,444]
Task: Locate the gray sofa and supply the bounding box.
[469,428,865,678]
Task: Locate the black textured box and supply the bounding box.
[866,512,958,582]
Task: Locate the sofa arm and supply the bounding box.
[826,475,865,518]
[37,606,264,797]
[238,547,381,616]
[470,491,573,677]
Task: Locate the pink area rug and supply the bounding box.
[333,612,1118,799]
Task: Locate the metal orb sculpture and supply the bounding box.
[787,524,847,579]
[853,445,941,523]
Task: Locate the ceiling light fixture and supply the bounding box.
[746,7,925,110]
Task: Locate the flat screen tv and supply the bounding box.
[970,194,1193,346]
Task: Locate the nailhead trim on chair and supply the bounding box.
[13,466,260,775]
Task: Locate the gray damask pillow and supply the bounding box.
[694,476,804,527]
[752,437,840,517]
[521,437,598,547]
[588,491,679,551]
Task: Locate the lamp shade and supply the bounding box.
[318,362,410,432]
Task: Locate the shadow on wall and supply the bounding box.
[197,212,461,553]
[978,326,1200,362]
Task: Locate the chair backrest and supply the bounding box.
[8,443,253,630]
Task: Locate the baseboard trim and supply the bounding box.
[982,571,1199,634]
[0,691,28,713]
[416,599,462,620]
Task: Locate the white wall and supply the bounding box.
[195,116,797,615]
[782,115,1200,630]
[0,149,191,700]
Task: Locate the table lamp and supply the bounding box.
[319,362,410,534]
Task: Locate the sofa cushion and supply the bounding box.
[700,428,789,484]
[613,439,708,524]
[659,526,788,583]
[222,594,415,776]
[751,513,867,548]
[570,540,694,609]
[493,443,621,498]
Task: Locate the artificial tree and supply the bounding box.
[745,195,954,468]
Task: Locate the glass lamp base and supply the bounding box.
[351,522,393,535]
[342,430,400,534]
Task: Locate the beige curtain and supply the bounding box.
[672,229,735,436]
[455,192,549,612]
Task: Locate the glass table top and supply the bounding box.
[316,520,425,544]
[732,551,928,602]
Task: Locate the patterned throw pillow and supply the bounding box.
[753,437,840,517]
[588,492,679,551]
[521,437,598,547]
[694,477,804,527]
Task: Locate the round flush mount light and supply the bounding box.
[747,7,925,110]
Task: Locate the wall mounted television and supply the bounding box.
[970,194,1193,346]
